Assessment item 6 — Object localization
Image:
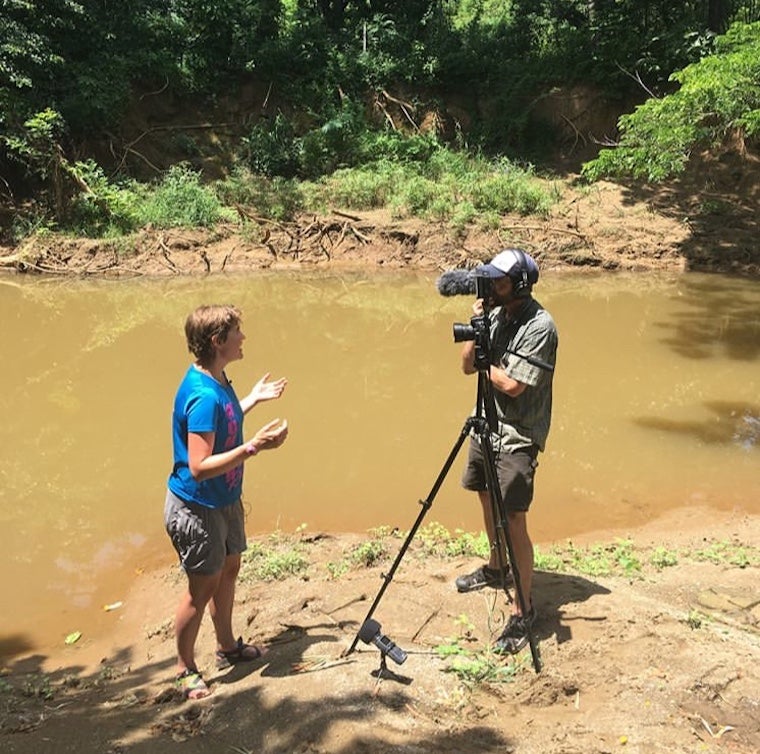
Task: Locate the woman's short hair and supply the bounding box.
[184,305,241,366]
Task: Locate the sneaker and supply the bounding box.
[493,609,536,654]
[455,564,512,593]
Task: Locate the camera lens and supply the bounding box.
[452,323,476,342]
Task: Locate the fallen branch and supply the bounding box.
[317,237,331,261]
[0,254,25,269]
[381,90,420,132]
[234,204,291,233]
[331,221,348,252]
[411,607,441,643]
[262,81,273,111]
[374,97,398,131]
[348,225,372,244]
[108,123,237,174]
[16,261,70,275]
[120,146,162,175]
[561,114,587,154]
[616,62,658,99]
[501,224,588,240]
[87,265,144,277]
[332,210,363,222]
[158,236,178,273]
[199,249,211,273]
[138,77,169,100]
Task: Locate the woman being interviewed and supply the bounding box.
[165,304,288,700]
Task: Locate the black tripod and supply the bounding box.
[346,342,546,674]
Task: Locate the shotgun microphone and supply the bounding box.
[436,269,476,296]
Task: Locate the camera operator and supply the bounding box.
[456,249,558,654]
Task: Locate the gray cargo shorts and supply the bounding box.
[164,489,247,575]
[461,438,539,512]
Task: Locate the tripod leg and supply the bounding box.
[479,431,542,673]
[345,422,472,656]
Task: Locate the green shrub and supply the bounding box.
[243,113,303,178]
[583,21,760,182]
[469,171,552,216]
[302,148,554,223]
[314,164,396,209]
[215,168,305,221]
[67,160,140,236]
[137,164,233,228]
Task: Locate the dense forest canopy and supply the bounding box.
[1,1,758,238]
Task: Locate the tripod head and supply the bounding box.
[451,287,501,434]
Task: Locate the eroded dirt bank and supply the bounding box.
[1,163,759,279]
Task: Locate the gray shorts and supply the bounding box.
[461,438,539,512]
[164,489,247,575]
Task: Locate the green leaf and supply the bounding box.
[64,631,82,645]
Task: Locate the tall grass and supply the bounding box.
[299,149,554,221]
[25,146,557,240]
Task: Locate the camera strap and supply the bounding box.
[491,300,532,363]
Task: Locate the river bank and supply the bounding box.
[1,163,759,279]
[2,508,759,754]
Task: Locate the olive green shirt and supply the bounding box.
[480,298,558,452]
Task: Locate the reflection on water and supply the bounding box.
[635,400,760,447]
[0,270,758,655]
[656,276,760,362]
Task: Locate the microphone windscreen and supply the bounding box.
[436,269,476,296]
[358,619,381,644]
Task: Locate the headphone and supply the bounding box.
[509,248,532,297]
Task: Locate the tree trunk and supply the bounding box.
[708,0,732,33]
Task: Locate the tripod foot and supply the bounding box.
[371,654,413,685]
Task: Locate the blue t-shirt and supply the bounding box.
[168,366,244,508]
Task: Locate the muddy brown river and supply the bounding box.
[1,269,758,654]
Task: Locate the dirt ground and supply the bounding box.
[1,158,758,752]
[1,509,758,754]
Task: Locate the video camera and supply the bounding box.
[451,274,493,370]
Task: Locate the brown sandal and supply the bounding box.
[216,636,268,669]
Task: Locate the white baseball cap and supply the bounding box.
[477,249,539,285]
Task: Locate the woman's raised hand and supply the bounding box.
[249,373,287,404]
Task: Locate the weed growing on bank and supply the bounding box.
[534,538,644,578]
[534,536,759,578]
[413,522,490,560]
[434,613,526,687]
[326,529,391,579]
[436,637,523,686]
[689,539,755,567]
[237,524,760,586]
[684,609,710,629]
[239,532,310,582]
